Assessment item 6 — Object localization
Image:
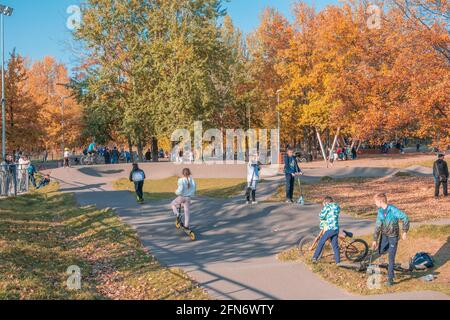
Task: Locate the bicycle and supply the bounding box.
[298,229,369,262]
[80,153,105,165]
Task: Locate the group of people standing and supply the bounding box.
[0,154,50,197]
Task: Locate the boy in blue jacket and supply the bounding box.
[312,196,341,264]
[372,193,410,286]
[284,147,302,203]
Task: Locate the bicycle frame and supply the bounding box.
[308,231,353,253]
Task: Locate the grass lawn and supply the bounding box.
[0,183,209,300]
[278,225,450,296]
[268,176,450,221]
[113,177,248,201]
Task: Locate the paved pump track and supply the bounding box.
[48,164,449,300]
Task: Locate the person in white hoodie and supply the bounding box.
[171,168,196,229]
[246,153,261,205]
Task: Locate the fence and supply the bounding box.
[0,164,29,197]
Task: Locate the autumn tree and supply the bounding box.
[247,8,293,133]
[74,0,233,160]
[28,56,83,152]
[1,50,43,152]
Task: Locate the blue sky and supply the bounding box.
[3,0,338,71]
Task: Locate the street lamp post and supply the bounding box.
[0,4,13,163]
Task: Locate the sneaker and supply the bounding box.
[252,201,258,205]
[285,199,293,203]
[246,201,251,205]
[312,259,318,264]
[385,280,394,287]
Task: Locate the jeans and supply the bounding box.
[6,172,17,196]
[134,181,144,201]
[285,174,295,200]
[313,229,341,263]
[36,179,49,189]
[379,235,399,281]
[29,174,36,188]
[434,177,448,197]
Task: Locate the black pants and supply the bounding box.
[246,189,256,202]
[134,181,144,200]
[285,174,295,200]
[435,178,448,197]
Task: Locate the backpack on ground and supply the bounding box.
[410,252,434,271]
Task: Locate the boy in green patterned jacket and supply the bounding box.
[312,196,341,264]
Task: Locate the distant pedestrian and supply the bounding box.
[284,147,302,203]
[145,149,152,162]
[111,147,120,164]
[64,148,71,167]
[28,161,37,188]
[129,163,146,203]
[5,155,17,196]
[433,154,448,198]
[246,153,261,205]
[104,148,111,164]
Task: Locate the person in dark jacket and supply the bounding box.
[111,147,120,164]
[5,155,17,196]
[372,193,410,286]
[284,147,303,203]
[145,149,152,162]
[433,154,448,198]
[103,148,111,164]
[129,163,146,203]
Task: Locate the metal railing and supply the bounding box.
[0,164,29,197]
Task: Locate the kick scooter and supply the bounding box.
[175,205,196,241]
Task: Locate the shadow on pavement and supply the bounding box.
[74,188,374,299]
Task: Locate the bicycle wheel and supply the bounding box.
[297,235,318,258]
[345,239,369,262]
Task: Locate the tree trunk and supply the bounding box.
[356,140,362,152]
[137,138,144,162]
[151,137,159,162]
[127,136,134,163]
[312,128,318,160]
[316,128,328,168]
[329,127,341,160]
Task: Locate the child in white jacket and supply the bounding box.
[246,154,261,205]
[171,168,196,229]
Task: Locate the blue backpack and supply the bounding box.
[410,252,434,270]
